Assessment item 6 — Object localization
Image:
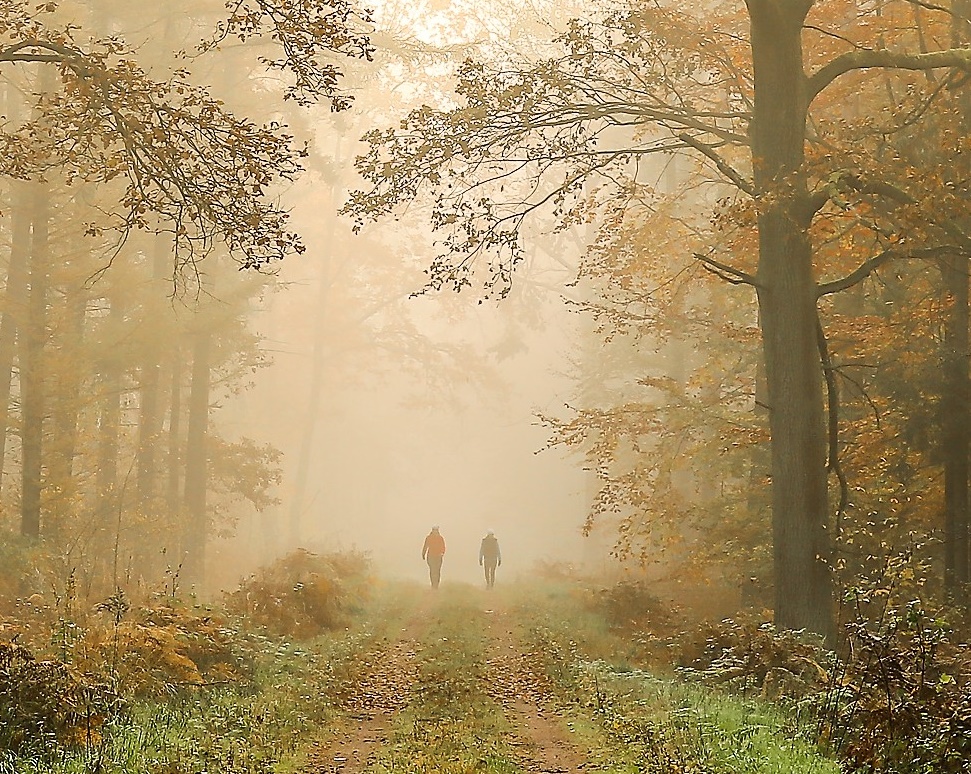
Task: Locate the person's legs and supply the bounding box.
[485,560,497,588]
[428,555,443,588]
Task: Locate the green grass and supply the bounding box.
[369,584,521,773]
[0,580,418,774]
[2,579,842,774]
[579,662,838,774]
[520,582,840,774]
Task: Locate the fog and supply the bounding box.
[217,262,593,587]
[0,0,632,600]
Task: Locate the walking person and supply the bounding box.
[422,526,446,589]
[479,530,501,589]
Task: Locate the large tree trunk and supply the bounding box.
[749,1,834,639]
[20,182,49,539]
[942,0,971,597]
[182,332,211,588]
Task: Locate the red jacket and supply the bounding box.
[422,531,446,558]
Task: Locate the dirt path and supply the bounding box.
[300,597,431,773]
[301,590,593,773]
[482,605,590,773]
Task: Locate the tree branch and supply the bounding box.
[808,48,971,103]
[677,132,756,196]
[815,313,849,533]
[693,253,759,287]
[816,249,897,297]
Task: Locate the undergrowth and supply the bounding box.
[523,579,839,774]
[0,549,377,773]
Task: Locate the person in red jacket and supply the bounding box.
[421,526,446,588]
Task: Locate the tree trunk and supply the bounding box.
[167,350,182,515]
[0,183,31,497]
[96,293,124,534]
[136,236,170,508]
[749,1,834,639]
[47,285,86,544]
[287,182,338,545]
[941,255,970,590]
[942,0,971,598]
[20,182,49,539]
[182,332,211,588]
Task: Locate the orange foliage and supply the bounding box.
[224,549,372,639]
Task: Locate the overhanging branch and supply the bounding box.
[678,132,756,196]
[693,253,759,287]
[816,249,897,297]
[817,245,964,297]
[808,47,971,103]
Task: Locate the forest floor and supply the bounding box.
[301,587,588,773]
[3,577,840,774]
[284,581,836,774]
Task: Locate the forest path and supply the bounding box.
[299,592,432,773]
[298,583,593,773]
[481,604,589,773]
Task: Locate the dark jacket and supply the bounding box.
[479,535,501,563]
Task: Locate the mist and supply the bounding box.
[217,269,592,587]
[6,4,971,771]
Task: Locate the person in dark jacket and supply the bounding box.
[479,530,501,589]
[422,526,446,588]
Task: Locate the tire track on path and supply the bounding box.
[482,604,592,773]
[300,591,435,773]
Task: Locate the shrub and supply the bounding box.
[674,619,830,700]
[225,549,371,638]
[0,641,123,755]
[586,579,677,633]
[75,599,252,698]
[816,601,971,774]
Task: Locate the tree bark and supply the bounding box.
[20,182,49,539]
[942,0,971,594]
[182,331,211,588]
[0,183,30,497]
[748,0,834,639]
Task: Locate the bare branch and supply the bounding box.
[677,132,755,196]
[808,47,971,103]
[693,252,759,287]
[816,248,897,297]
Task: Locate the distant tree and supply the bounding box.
[0,0,370,590]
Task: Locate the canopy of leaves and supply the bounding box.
[0,0,373,269]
